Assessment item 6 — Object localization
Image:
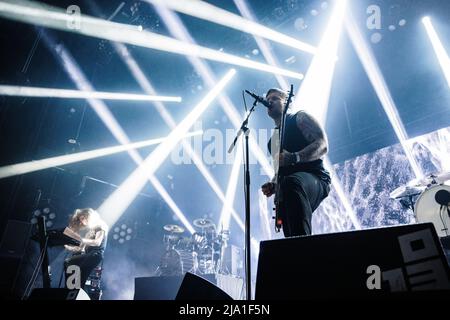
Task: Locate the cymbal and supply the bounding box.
[408,171,450,187]
[431,171,450,184]
[390,185,425,199]
[163,224,185,233]
[193,218,214,228]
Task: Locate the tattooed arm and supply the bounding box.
[295,111,328,162]
[278,111,328,166]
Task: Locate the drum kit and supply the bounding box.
[157,218,229,276]
[390,171,450,237]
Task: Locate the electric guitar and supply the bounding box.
[273,85,294,232]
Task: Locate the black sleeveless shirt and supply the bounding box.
[268,112,331,183]
[85,226,107,255]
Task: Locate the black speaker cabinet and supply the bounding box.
[176,272,233,300]
[134,274,217,300]
[256,223,450,299]
[0,256,22,299]
[0,220,32,257]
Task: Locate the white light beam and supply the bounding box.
[98,69,236,227]
[0,131,202,179]
[345,12,423,179]
[294,0,361,229]
[41,32,195,233]
[0,85,182,102]
[422,17,450,88]
[218,138,243,232]
[0,0,304,80]
[233,0,289,91]
[146,0,318,55]
[153,6,275,233]
[114,42,246,232]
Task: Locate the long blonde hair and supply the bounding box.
[69,208,108,234]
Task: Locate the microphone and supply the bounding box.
[245,90,271,108]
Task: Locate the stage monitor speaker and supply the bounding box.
[0,256,22,299]
[28,288,90,300]
[134,276,184,300]
[134,274,216,300]
[0,220,32,257]
[176,272,233,300]
[256,223,450,299]
[0,221,32,299]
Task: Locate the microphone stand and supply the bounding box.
[228,98,258,300]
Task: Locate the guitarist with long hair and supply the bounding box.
[261,88,331,237]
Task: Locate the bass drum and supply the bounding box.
[414,184,450,237]
[159,249,183,276]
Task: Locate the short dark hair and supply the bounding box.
[265,88,288,99]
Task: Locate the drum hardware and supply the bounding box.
[215,230,230,275]
[435,189,450,235]
[390,185,425,211]
[157,219,231,276]
[414,184,450,237]
[163,224,185,233]
[193,218,217,274]
[406,171,450,188]
[162,224,185,250]
[390,171,450,237]
[193,218,214,228]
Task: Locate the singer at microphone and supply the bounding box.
[244,90,271,108]
[260,87,331,238]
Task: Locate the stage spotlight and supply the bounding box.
[0,131,202,179]
[0,85,182,102]
[422,17,450,88]
[146,0,318,55]
[0,0,303,79]
[29,203,57,227]
[346,11,423,179]
[98,69,236,229]
[112,223,133,244]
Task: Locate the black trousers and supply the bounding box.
[278,171,330,237]
[64,251,103,289]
